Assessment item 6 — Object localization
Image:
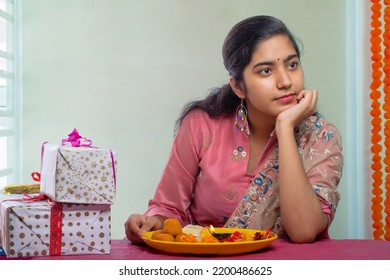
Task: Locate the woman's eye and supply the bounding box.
[288,61,299,69]
[260,68,271,75]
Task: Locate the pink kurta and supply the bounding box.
[144,110,343,238]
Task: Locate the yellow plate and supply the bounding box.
[142,227,277,255]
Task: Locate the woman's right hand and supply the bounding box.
[124,214,164,245]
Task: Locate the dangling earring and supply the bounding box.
[235,99,250,135]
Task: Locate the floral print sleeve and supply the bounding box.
[297,114,343,228]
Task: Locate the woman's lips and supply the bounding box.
[275,93,296,104]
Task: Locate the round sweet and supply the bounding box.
[163,218,182,236]
[154,233,175,242]
[150,230,164,240]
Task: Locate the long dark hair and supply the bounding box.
[175,15,301,131]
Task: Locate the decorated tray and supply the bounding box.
[141,227,277,255]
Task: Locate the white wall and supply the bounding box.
[22,0,348,239]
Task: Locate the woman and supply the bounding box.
[125,15,343,244]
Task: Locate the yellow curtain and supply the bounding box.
[370,0,390,240]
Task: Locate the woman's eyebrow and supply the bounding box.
[252,54,299,69]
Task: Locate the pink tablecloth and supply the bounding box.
[1,238,390,260]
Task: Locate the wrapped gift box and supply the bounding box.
[0,194,111,258]
[39,130,117,204]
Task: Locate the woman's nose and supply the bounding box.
[276,69,292,89]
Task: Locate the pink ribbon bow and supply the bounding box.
[62,128,92,147]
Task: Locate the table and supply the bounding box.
[1,238,390,260]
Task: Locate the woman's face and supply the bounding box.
[240,34,304,122]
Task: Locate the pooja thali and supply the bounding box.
[141,227,277,255]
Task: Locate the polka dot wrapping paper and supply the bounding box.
[0,194,111,258]
[40,142,117,205]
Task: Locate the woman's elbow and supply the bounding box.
[286,228,320,244]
